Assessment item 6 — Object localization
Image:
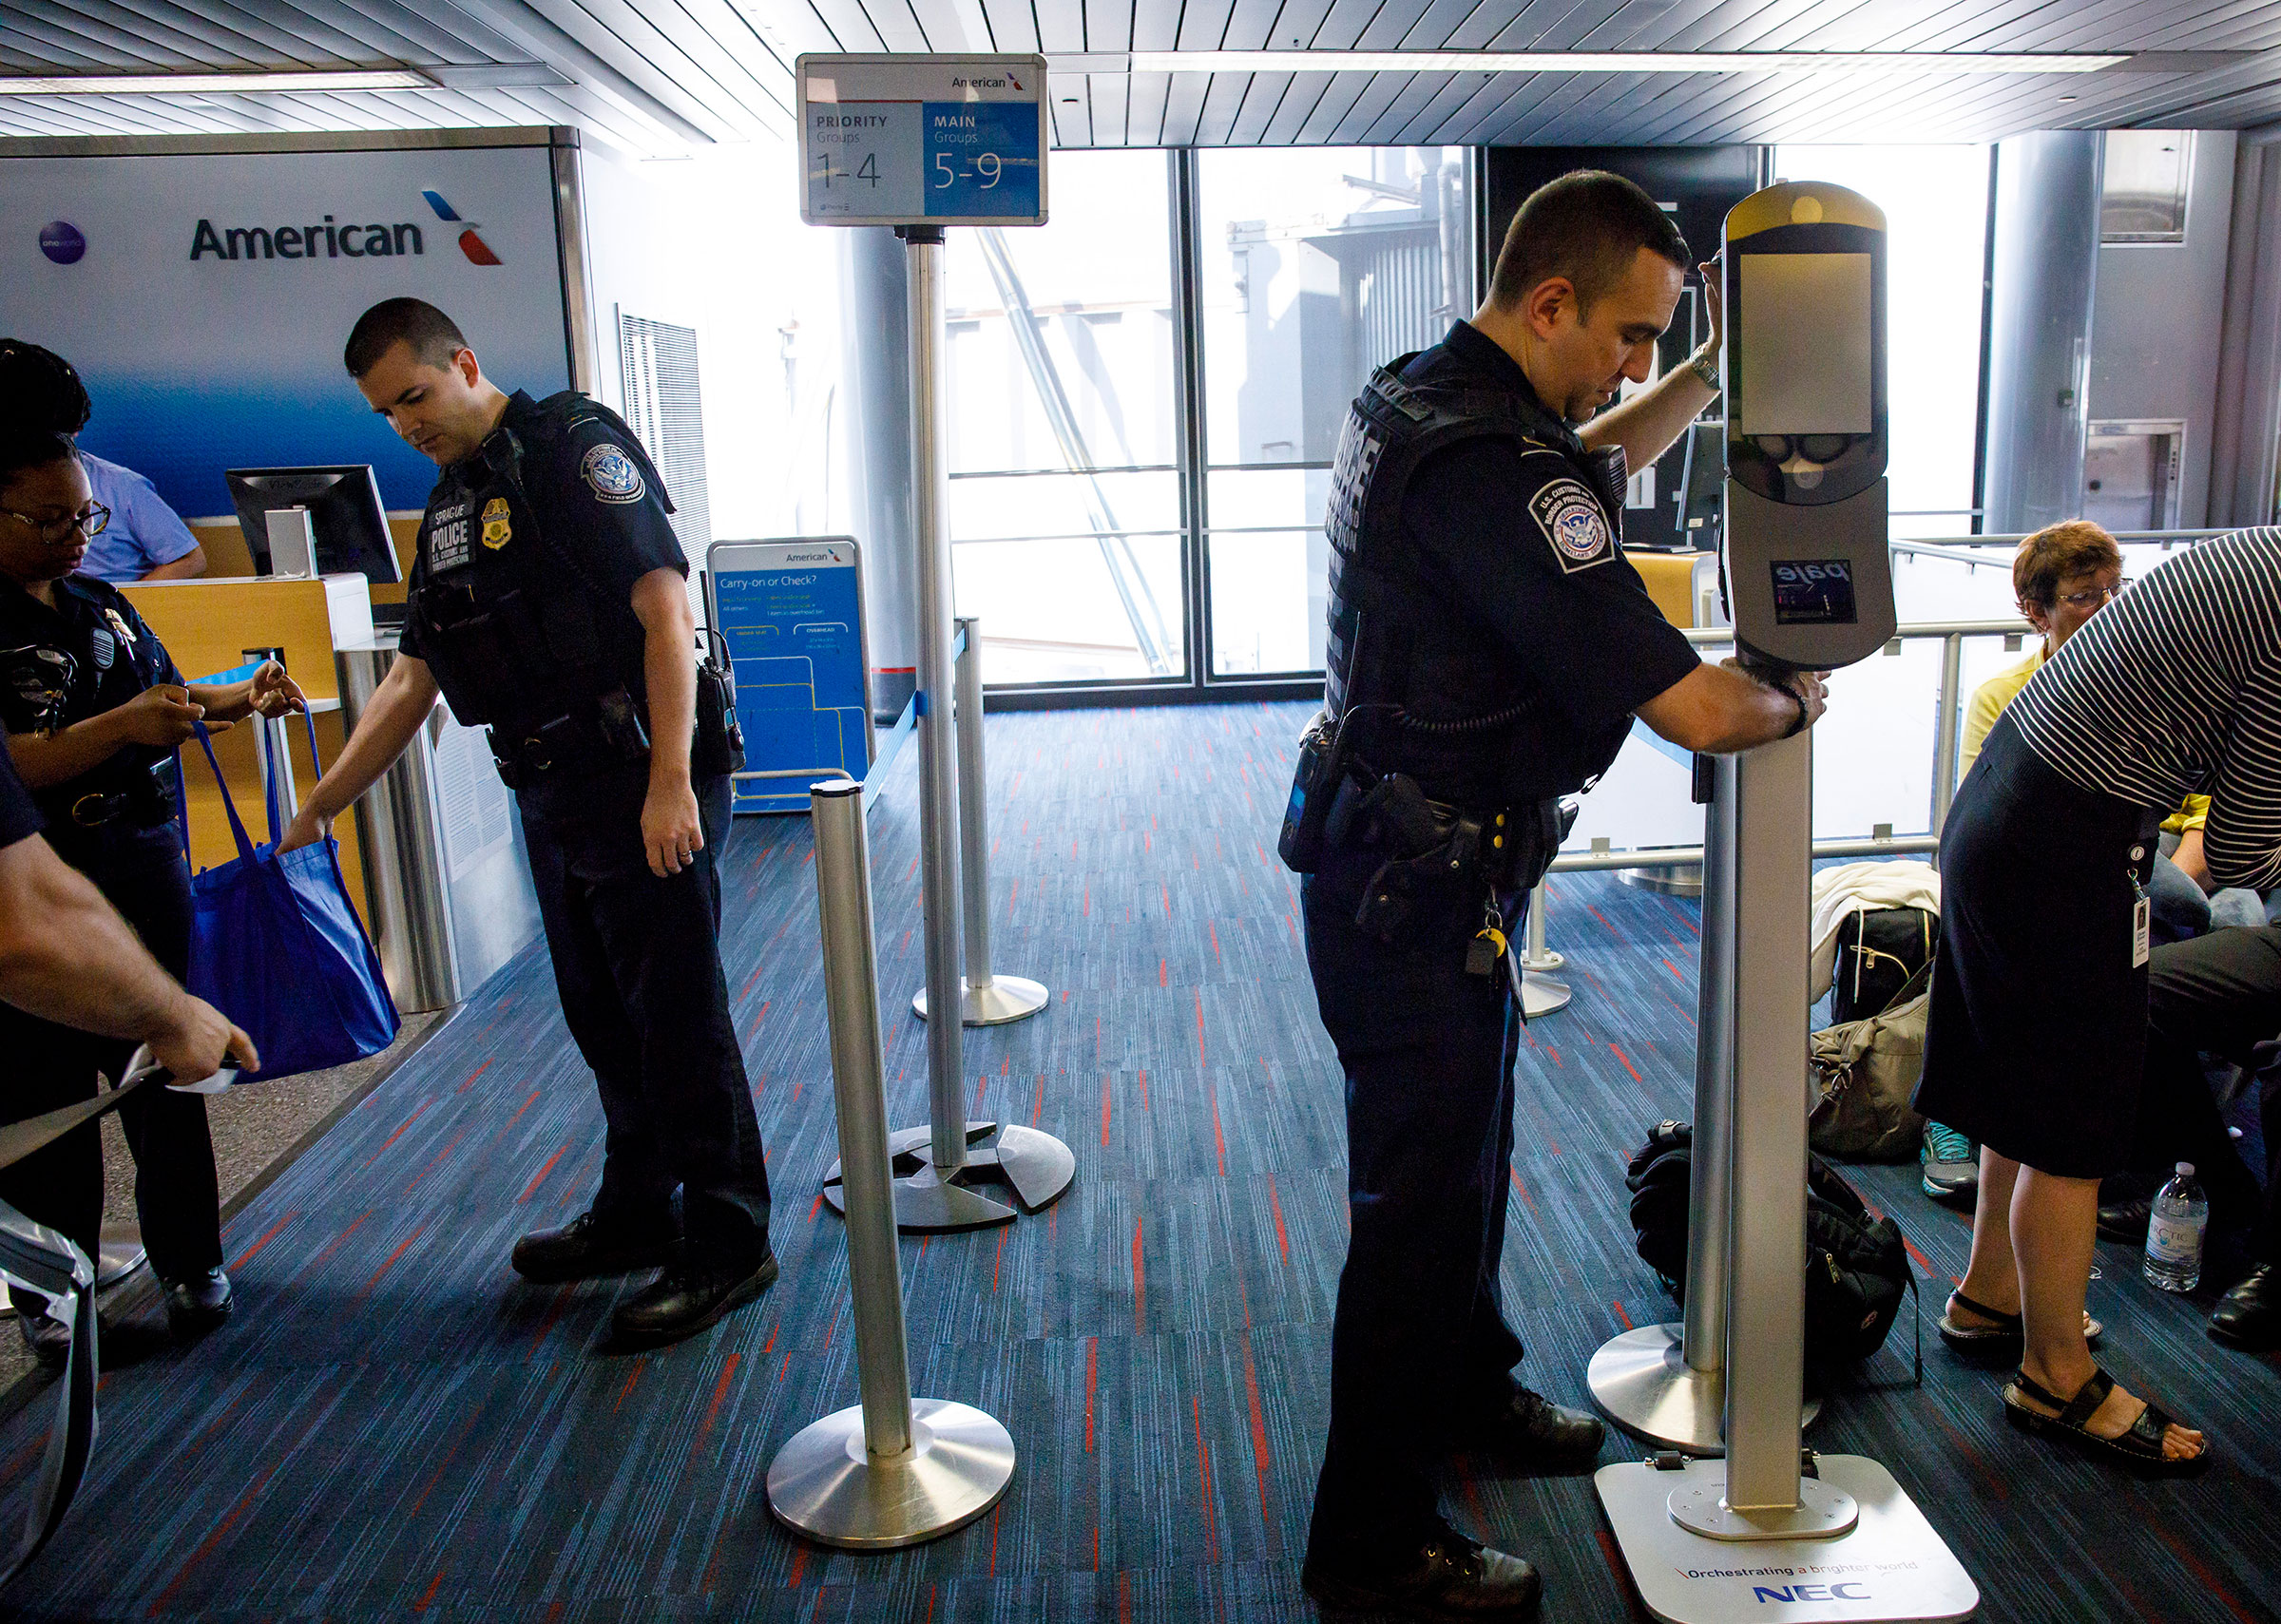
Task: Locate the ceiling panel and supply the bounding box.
[2,0,2278,158]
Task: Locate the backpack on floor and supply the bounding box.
[1624,1119,1919,1373]
[1830,905,1937,1025]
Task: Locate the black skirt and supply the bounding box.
[1914,712,2161,1178]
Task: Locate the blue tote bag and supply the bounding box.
[180,712,400,1081]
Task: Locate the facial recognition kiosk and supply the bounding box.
[1591,184,1977,1624]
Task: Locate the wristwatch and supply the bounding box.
[1689,347,1721,392]
[1780,683,1811,737]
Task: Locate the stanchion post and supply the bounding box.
[768,779,1015,1548]
[905,226,972,1180]
[913,616,1047,1026]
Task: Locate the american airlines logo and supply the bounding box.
[185,188,499,265]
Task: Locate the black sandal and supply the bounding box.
[1938,1290,2102,1357]
[2002,1366,2210,1477]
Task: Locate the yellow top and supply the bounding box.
[1959,644,2209,831]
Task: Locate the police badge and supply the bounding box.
[481,495,513,549]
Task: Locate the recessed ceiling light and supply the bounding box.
[0,69,432,94]
[1048,50,2130,76]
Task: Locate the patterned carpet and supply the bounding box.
[1,699,2277,1622]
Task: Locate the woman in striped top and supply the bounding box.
[1916,525,2281,1477]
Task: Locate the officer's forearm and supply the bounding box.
[1578,346,1718,473]
[632,570,697,785]
[6,714,131,789]
[1635,661,1802,755]
[303,659,437,824]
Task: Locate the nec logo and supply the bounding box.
[1753,1582,1871,1602]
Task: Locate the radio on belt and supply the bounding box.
[1720,183,1897,677]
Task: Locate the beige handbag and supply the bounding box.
[1810,959,1933,1160]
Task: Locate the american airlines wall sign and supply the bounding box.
[0,144,566,516]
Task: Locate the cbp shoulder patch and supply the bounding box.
[580,442,645,505]
[1528,478,1613,574]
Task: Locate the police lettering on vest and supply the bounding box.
[402,390,680,784]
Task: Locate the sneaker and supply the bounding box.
[1919,1121,1978,1205]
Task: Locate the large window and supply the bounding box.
[943,149,1183,684]
[1198,148,1470,677]
[939,145,1473,693]
[1773,146,1990,539]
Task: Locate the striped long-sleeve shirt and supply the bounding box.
[2005,526,2281,893]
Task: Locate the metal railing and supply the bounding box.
[1544,614,2034,878]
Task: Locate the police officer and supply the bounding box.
[1293,172,1829,1621]
[278,299,773,1347]
[0,421,300,1360]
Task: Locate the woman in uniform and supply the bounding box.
[0,422,303,1361]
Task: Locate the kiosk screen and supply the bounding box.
[1737,254,1873,435]
[1771,559,1858,625]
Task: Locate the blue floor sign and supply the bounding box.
[705,538,873,815]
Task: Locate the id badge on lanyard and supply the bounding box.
[2131,876,2152,969]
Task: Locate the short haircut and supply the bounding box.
[0,429,79,488]
[2014,520,2121,611]
[1488,170,1691,315]
[0,339,92,437]
[344,298,469,379]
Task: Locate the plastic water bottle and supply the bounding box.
[2143,1162,2208,1293]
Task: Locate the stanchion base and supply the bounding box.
[912,975,1050,1026]
[1587,1325,1819,1454]
[1520,949,1565,973]
[823,1119,1075,1228]
[768,1398,1016,1550]
[97,1223,146,1290]
[1596,1454,1978,1621]
[1521,972,1573,1019]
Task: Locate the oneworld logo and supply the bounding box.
[38,220,86,264]
[421,190,501,265]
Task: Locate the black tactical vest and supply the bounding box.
[1323,346,1632,807]
[407,392,663,740]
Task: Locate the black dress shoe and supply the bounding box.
[611,1250,777,1347]
[2097,1196,2152,1247]
[2211,1263,2281,1352]
[1472,1387,1605,1472]
[164,1269,233,1339]
[510,1212,680,1284]
[17,1306,72,1369]
[1303,1529,1543,1620]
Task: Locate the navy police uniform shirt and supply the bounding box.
[0,741,40,850]
[1397,322,1698,800]
[0,574,185,850]
[399,390,686,667]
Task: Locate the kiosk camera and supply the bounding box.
[225,466,401,584]
[1590,183,1976,1624]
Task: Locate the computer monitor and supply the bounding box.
[225,466,402,584]
[1677,420,1725,553]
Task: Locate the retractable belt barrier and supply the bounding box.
[0,1051,234,1589]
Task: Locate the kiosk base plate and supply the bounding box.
[1588,1324,1819,1453]
[1596,1454,1977,1622]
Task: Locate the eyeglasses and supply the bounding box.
[1,504,110,545]
[2058,580,2128,610]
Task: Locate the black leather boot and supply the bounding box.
[610,1248,777,1347]
[2211,1263,2281,1352]
[510,1212,680,1284]
[1303,1526,1543,1620]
